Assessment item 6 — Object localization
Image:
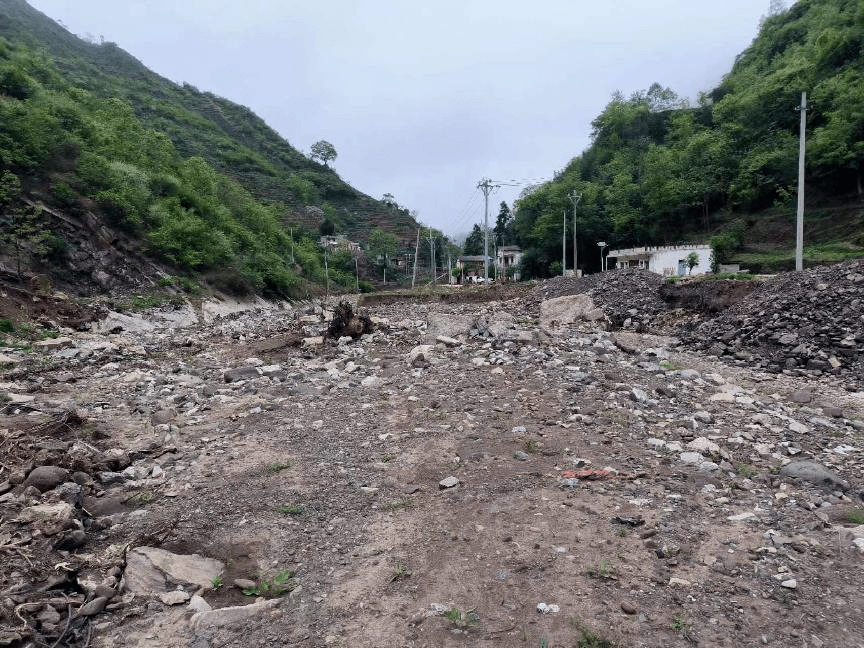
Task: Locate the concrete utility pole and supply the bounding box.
[478,178,495,281]
[289,227,294,264]
[568,191,582,276]
[795,92,809,272]
[562,210,567,275]
[428,228,436,285]
[354,254,359,293]
[412,228,420,288]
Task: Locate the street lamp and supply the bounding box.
[597,241,607,272]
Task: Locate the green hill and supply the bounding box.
[0,0,420,297]
[514,0,864,276]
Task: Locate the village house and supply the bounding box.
[456,255,494,283]
[606,244,712,276]
[496,245,523,281]
[319,234,360,254]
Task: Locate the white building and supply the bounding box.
[496,246,523,281]
[607,244,712,276]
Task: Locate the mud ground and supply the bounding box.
[2,289,864,648]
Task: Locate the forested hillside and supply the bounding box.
[0,0,420,297]
[514,0,864,277]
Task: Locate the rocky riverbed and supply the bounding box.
[1,268,864,648]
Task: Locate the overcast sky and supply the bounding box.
[29,0,774,239]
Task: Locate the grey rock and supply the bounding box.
[122,547,224,594]
[621,601,637,615]
[791,389,813,404]
[189,599,281,630]
[23,466,70,493]
[97,471,126,486]
[159,590,192,605]
[150,408,177,425]
[439,476,460,489]
[223,366,261,383]
[76,596,108,617]
[540,294,600,328]
[780,460,849,491]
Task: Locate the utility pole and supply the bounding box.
[448,253,452,285]
[795,92,809,272]
[478,178,495,281]
[428,228,436,285]
[411,228,420,288]
[562,209,567,275]
[568,191,582,276]
[354,253,359,293]
[323,247,329,297]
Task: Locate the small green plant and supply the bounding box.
[737,463,756,477]
[844,509,864,524]
[0,319,14,334]
[126,490,154,507]
[158,275,176,287]
[524,439,539,454]
[211,576,223,590]
[276,504,304,516]
[616,528,628,538]
[130,293,166,310]
[382,454,396,463]
[571,620,616,648]
[660,360,685,371]
[539,637,549,648]
[444,607,478,628]
[389,561,412,582]
[242,569,296,597]
[587,560,615,580]
[264,461,292,474]
[671,614,690,631]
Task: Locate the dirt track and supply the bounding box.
[2,290,864,648]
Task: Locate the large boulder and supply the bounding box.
[540,295,606,328]
[122,547,224,594]
[23,466,70,492]
[426,313,473,341]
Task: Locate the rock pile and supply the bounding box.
[683,260,864,383]
[528,268,666,330]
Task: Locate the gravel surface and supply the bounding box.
[1,275,864,648]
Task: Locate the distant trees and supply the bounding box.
[368,228,399,269]
[494,201,515,245]
[462,224,485,256]
[310,140,337,166]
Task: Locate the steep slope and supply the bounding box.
[0,0,420,296]
[513,0,864,277]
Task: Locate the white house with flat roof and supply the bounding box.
[607,244,712,276]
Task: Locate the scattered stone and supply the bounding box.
[122,547,224,594]
[780,461,850,491]
[781,579,798,589]
[23,465,70,492]
[189,599,281,630]
[76,596,108,617]
[536,602,560,614]
[620,601,638,615]
[223,366,261,383]
[160,590,192,605]
[439,476,460,489]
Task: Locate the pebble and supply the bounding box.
[439,476,460,489]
